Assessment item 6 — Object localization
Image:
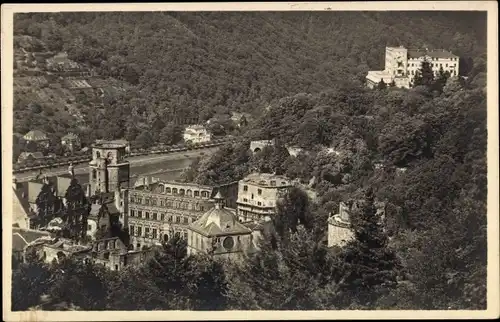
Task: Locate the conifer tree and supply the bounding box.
[273,186,312,240]
[413,59,435,87]
[433,66,451,93]
[337,188,399,308]
[377,79,387,90]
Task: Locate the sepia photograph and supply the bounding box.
[2,2,499,321]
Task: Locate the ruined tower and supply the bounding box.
[89,141,130,197]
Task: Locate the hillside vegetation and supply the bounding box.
[13,12,486,148]
[11,12,487,311]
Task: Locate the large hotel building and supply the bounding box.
[366,46,460,89]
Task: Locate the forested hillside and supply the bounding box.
[11,11,488,311]
[13,11,486,148]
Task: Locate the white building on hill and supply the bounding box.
[366,46,460,89]
[183,125,212,144]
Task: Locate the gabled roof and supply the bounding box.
[19,152,45,159]
[89,201,120,219]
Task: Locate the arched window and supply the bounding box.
[194,191,200,197]
[166,187,171,194]
[92,169,97,179]
[159,185,165,193]
[186,190,192,197]
[96,151,101,158]
[179,189,185,196]
[172,188,178,195]
[201,191,209,198]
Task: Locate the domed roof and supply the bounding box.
[24,130,48,141]
[189,195,251,237]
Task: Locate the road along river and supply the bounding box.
[15,146,219,184]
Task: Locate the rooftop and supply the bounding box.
[366,70,393,82]
[189,206,252,237]
[95,139,129,145]
[45,238,91,253]
[185,125,206,131]
[24,130,48,141]
[62,132,79,140]
[408,48,458,59]
[190,191,251,236]
[133,177,214,194]
[18,151,45,159]
[12,228,52,251]
[241,172,292,188]
[92,141,127,149]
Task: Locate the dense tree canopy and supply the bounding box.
[13,12,486,154]
[11,11,488,311]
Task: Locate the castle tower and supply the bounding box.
[89,141,130,196]
[385,46,409,78]
[327,201,354,248]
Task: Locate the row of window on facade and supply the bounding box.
[130,209,197,224]
[243,185,267,196]
[129,224,188,240]
[242,198,264,206]
[141,187,211,198]
[130,197,206,210]
[239,210,260,222]
[408,69,457,76]
[409,62,457,68]
[410,57,458,62]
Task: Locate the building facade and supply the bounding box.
[327,200,387,248]
[126,178,216,250]
[327,202,354,248]
[31,236,153,271]
[88,141,130,196]
[366,46,460,89]
[183,125,212,144]
[187,193,256,260]
[236,173,292,223]
[249,139,274,154]
[61,133,81,152]
[95,139,130,154]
